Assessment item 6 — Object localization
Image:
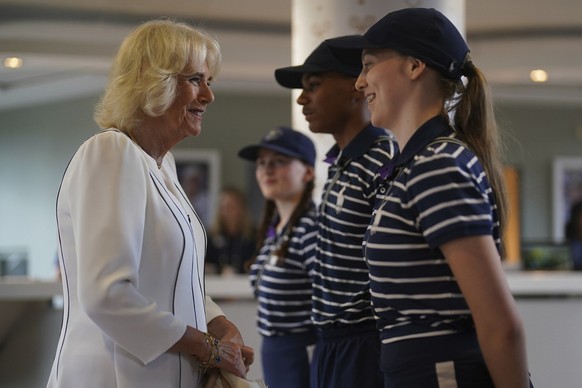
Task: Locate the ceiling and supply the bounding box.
[1,0,582,111]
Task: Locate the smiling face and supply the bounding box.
[255,149,314,204]
[296,72,359,136]
[356,48,409,131]
[160,61,215,139]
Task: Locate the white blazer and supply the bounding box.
[47,130,223,388]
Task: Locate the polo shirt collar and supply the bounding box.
[379,115,452,180]
[324,124,387,165]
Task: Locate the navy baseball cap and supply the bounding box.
[325,8,470,80]
[238,126,317,166]
[274,41,362,89]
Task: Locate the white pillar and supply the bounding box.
[291,0,465,200]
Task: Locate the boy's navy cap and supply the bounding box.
[325,8,470,80]
[238,126,316,166]
[274,41,362,89]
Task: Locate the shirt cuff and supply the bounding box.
[205,295,225,323]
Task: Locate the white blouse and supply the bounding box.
[47,130,223,388]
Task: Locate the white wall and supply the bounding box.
[2,93,582,278]
[0,96,99,278]
[498,102,582,241]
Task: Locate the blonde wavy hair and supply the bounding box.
[94,19,221,131]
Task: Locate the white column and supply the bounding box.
[291,0,465,199]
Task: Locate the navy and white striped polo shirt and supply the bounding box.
[312,125,397,328]
[364,116,500,345]
[249,204,318,337]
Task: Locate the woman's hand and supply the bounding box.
[169,325,248,378]
[208,315,255,369]
[210,337,247,378]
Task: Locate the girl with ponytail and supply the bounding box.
[327,8,533,388]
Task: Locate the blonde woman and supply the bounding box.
[47,19,252,388]
[207,187,256,274]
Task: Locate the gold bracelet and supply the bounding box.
[199,332,221,368]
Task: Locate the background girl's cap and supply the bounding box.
[238,126,317,166]
[325,7,469,80]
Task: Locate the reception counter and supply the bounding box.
[3,270,582,301]
[1,271,581,387]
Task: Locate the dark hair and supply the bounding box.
[565,201,582,241]
[210,186,255,240]
[254,180,315,266]
[441,61,508,234]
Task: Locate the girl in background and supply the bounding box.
[239,126,318,388]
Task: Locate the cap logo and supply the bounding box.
[264,128,283,142]
[448,61,456,74]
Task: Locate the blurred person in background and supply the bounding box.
[239,127,318,388]
[565,200,582,270]
[179,164,211,227]
[207,186,257,275]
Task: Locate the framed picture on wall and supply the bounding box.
[172,149,221,228]
[552,157,582,242]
